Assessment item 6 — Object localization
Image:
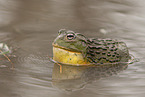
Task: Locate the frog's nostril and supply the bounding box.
[58,29,66,35]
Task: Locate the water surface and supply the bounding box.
[0,0,145,97]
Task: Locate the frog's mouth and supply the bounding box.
[52,43,82,53]
[52,43,90,65]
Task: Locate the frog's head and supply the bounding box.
[53,29,87,52]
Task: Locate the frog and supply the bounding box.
[52,29,130,66]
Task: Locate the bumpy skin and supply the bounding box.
[85,38,129,64]
[53,29,130,64]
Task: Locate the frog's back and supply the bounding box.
[85,38,130,64]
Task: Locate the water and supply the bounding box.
[0,0,145,97]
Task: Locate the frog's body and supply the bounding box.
[52,29,130,66]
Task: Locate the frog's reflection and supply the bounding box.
[52,63,128,91]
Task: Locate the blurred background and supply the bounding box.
[0,0,145,97]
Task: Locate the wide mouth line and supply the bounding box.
[52,43,82,53]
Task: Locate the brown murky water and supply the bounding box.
[0,0,145,97]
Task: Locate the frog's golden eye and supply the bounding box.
[67,33,76,40]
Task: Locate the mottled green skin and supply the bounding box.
[53,29,130,64]
[53,29,87,53]
[85,38,130,64]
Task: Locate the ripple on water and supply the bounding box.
[14,50,54,90]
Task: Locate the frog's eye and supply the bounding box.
[67,33,76,40]
[58,29,66,35]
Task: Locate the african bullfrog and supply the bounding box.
[52,29,130,66]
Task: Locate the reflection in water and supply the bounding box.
[52,63,128,91]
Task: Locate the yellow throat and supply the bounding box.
[53,47,90,65]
